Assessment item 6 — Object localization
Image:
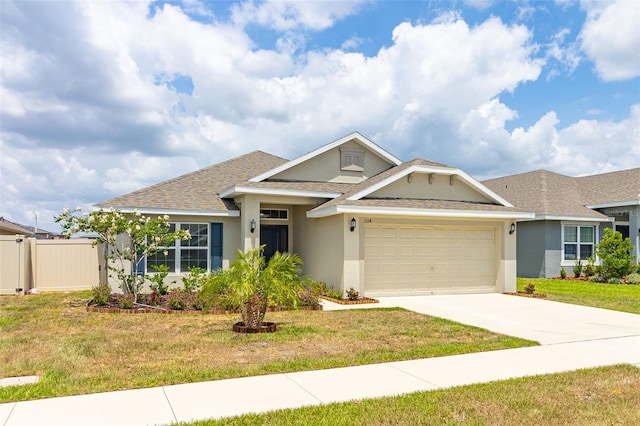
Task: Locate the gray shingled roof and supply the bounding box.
[577,168,640,205]
[482,168,640,219]
[96,151,288,211]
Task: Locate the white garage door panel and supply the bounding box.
[364,224,496,296]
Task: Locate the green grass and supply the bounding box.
[0,292,534,403]
[182,365,640,425]
[517,278,640,314]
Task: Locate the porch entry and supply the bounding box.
[260,224,288,260]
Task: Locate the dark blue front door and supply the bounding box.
[260,225,288,260]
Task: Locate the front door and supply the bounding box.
[260,225,288,260]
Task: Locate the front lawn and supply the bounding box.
[0,291,534,403]
[517,278,640,314]
[187,365,640,425]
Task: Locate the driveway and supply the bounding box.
[324,293,640,345]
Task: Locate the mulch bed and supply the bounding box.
[87,294,322,314]
[503,291,547,299]
[320,295,379,305]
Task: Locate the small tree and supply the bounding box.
[596,228,635,280]
[55,208,190,302]
[202,246,303,330]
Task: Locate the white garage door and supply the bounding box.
[364,224,496,296]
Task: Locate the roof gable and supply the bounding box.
[249,132,401,184]
[96,151,288,213]
[308,158,526,218]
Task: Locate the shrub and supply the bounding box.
[147,290,162,306]
[560,268,567,279]
[573,259,582,278]
[346,287,359,301]
[297,287,321,307]
[626,273,640,285]
[148,264,174,295]
[584,257,597,277]
[182,267,208,292]
[607,278,624,285]
[596,228,635,280]
[167,290,187,310]
[92,282,111,306]
[589,275,605,283]
[117,293,134,309]
[524,283,535,294]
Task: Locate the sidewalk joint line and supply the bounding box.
[283,374,324,404]
[162,387,178,423]
[2,402,17,426]
[385,363,440,389]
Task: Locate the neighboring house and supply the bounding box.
[0,217,61,239]
[0,217,32,236]
[97,132,532,296]
[483,168,640,278]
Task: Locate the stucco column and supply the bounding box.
[240,195,261,252]
[498,220,517,293]
[343,215,362,294]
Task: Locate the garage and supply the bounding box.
[364,224,496,296]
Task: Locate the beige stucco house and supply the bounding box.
[97,132,533,296]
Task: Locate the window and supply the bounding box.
[179,223,208,271]
[146,222,209,273]
[563,225,595,261]
[147,223,177,273]
[260,209,288,220]
[340,148,364,172]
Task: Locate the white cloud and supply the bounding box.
[230,0,367,31]
[579,0,640,81]
[1,0,636,233]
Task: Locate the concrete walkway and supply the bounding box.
[2,294,639,426]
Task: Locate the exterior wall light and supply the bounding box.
[350,217,356,232]
[250,219,256,233]
[509,222,516,235]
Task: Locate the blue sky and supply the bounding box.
[1,0,639,233]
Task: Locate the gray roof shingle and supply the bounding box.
[482,168,640,219]
[97,151,288,211]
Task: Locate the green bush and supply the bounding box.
[560,268,567,279]
[167,290,187,310]
[608,278,624,285]
[573,259,583,278]
[91,282,111,306]
[117,293,134,309]
[625,273,640,284]
[596,228,635,279]
[148,264,174,295]
[182,267,208,292]
[584,257,597,277]
[589,275,606,283]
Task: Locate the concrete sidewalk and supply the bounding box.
[2,295,639,426]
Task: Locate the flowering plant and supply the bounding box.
[55,208,190,302]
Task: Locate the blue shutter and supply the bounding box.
[134,250,145,276]
[210,223,223,271]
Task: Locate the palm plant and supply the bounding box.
[203,246,303,330]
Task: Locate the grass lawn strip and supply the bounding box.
[0,291,534,403]
[184,365,640,425]
[517,278,640,314]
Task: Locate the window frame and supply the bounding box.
[145,222,210,274]
[561,223,599,266]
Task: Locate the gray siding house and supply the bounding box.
[484,168,640,278]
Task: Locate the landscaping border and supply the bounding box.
[86,301,323,314]
[320,295,379,305]
[503,291,547,299]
